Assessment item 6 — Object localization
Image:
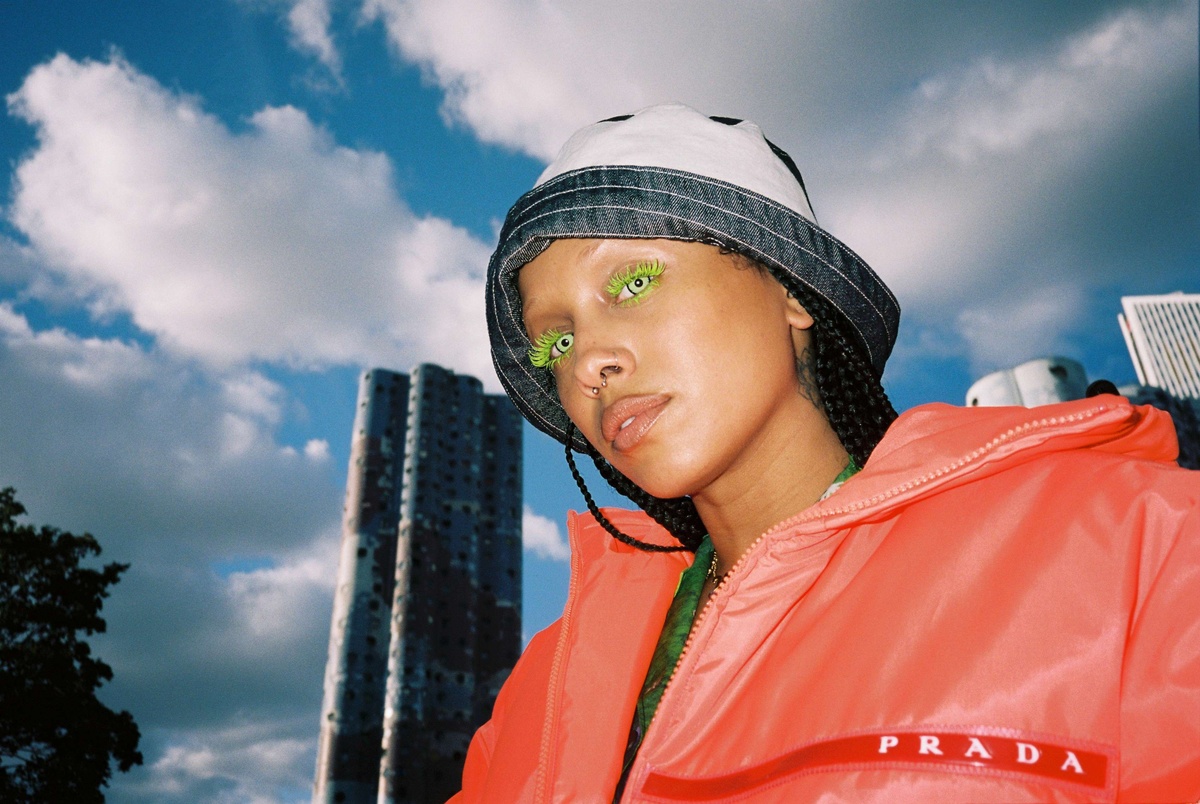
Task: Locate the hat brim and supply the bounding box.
[486,165,899,450]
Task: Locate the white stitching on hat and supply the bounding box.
[536,164,901,318]
[491,165,900,442]
[491,256,566,438]
[507,167,898,341]
[506,199,890,363]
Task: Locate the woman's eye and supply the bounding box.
[551,333,573,360]
[609,260,665,305]
[626,276,652,294]
[528,329,573,369]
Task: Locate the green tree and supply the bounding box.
[0,487,142,802]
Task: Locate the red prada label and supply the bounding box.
[641,729,1112,800]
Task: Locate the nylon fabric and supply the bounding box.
[450,398,1200,803]
[619,459,860,797]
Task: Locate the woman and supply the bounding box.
[457,104,1200,802]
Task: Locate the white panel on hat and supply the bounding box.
[535,103,816,223]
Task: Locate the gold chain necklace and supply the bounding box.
[706,551,726,586]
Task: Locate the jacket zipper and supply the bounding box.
[636,405,1111,785]
[534,515,583,803]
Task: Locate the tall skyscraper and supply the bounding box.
[314,364,522,804]
[314,369,409,803]
[378,365,523,803]
[1118,292,1200,400]
[962,296,1200,470]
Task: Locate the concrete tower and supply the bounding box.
[315,369,411,802]
[314,365,522,804]
[378,364,523,803]
[1117,293,1200,469]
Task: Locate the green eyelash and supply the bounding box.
[527,260,663,370]
[606,259,665,304]
[528,328,573,369]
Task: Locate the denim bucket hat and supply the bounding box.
[486,103,900,450]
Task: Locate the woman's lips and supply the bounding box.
[601,394,670,452]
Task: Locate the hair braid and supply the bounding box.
[785,286,898,468]
[587,449,705,551]
[564,422,690,553]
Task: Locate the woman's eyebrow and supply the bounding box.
[521,294,548,323]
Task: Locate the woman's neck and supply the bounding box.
[692,412,850,577]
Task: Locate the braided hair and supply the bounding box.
[564,422,702,552]
[782,278,897,470]
[565,247,898,553]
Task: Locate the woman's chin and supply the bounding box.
[619,467,698,502]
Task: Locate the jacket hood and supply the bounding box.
[572,397,1180,544]
[814,396,1179,529]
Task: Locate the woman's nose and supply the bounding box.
[572,342,631,398]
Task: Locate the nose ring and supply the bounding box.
[600,365,621,388]
[591,386,600,395]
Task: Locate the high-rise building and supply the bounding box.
[962,296,1200,470]
[314,364,522,804]
[1118,292,1200,400]
[314,369,409,803]
[378,365,523,803]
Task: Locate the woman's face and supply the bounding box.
[518,238,819,501]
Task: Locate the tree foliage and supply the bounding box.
[0,487,142,802]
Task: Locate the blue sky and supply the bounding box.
[1,1,1196,800]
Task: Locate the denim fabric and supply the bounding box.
[486,165,901,450]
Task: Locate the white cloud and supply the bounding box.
[360,0,817,160]
[361,0,615,159]
[222,372,286,424]
[7,53,497,387]
[0,301,32,337]
[304,438,331,461]
[0,301,340,565]
[120,719,315,803]
[956,283,1086,375]
[286,0,342,78]
[839,3,1195,286]
[359,0,1195,167]
[0,237,42,285]
[237,0,343,88]
[95,540,335,801]
[0,308,340,801]
[95,578,331,803]
[224,543,338,647]
[356,0,1196,376]
[0,303,158,394]
[889,4,1196,165]
[522,504,569,561]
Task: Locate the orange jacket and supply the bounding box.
[453,398,1200,802]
